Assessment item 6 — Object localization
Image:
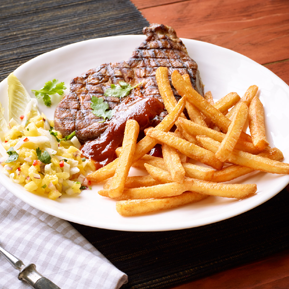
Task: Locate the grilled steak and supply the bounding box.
[54,23,203,165]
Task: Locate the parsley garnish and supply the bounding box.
[36,147,51,164]
[104,81,141,99]
[6,147,19,163]
[42,184,47,189]
[91,96,114,121]
[32,79,66,107]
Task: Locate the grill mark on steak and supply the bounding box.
[54,23,204,163]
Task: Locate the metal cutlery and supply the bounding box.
[0,245,60,289]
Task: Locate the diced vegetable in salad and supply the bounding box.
[0,113,95,199]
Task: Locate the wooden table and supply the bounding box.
[130,0,289,288]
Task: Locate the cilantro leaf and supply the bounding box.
[91,96,114,121]
[32,79,66,107]
[104,81,141,99]
[6,147,19,163]
[36,147,51,164]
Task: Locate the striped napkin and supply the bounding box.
[0,185,128,289]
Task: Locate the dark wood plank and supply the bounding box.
[172,249,289,289]
[132,0,289,64]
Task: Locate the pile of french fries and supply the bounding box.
[87,67,289,216]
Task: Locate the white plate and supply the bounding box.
[1,36,289,232]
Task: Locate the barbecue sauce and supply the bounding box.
[81,97,164,167]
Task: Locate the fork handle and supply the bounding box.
[34,277,61,289]
[19,264,60,289]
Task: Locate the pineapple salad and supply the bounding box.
[0,74,95,200]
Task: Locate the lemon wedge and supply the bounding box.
[0,102,8,137]
[8,73,32,123]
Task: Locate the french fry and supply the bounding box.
[178,117,260,154]
[248,95,269,150]
[182,163,215,181]
[162,143,185,183]
[146,128,223,170]
[145,164,257,198]
[103,175,159,189]
[214,92,240,113]
[103,119,139,198]
[196,135,289,175]
[215,101,249,162]
[87,159,118,183]
[87,96,186,183]
[116,192,208,216]
[211,147,284,182]
[204,91,214,105]
[176,123,197,144]
[100,181,195,200]
[182,74,207,126]
[131,155,166,170]
[226,85,258,119]
[155,67,180,114]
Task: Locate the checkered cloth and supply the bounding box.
[0,185,128,288]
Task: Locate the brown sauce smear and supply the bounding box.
[81,97,164,167]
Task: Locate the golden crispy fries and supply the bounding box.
[197,135,289,175]
[183,74,207,126]
[204,91,214,105]
[116,192,207,216]
[133,96,186,160]
[87,96,186,183]
[178,117,260,154]
[155,67,179,113]
[142,159,214,181]
[171,70,230,132]
[214,92,240,113]
[156,68,207,134]
[176,124,197,144]
[100,181,195,200]
[172,70,252,143]
[145,161,214,181]
[145,164,256,198]
[212,147,284,182]
[86,66,287,217]
[226,85,258,119]
[215,102,249,162]
[102,119,139,198]
[249,96,269,151]
[162,144,185,183]
[182,163,215,181]
[146,128,223,170]
[103,175,159,189]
